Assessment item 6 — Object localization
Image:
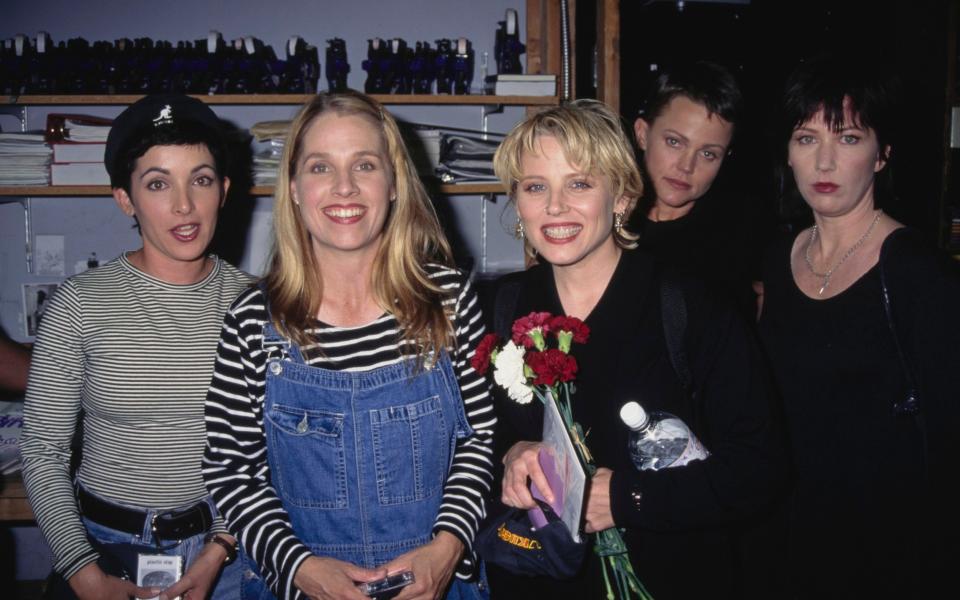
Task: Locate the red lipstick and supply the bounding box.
[813,182,839,194]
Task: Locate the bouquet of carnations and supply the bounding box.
[472,312,652,600]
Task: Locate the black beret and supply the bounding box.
[104,93,223,181]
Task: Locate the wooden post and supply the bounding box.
[526,0,575,107]
[597,0,620,112]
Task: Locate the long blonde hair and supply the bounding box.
[493,99,643,250]
[265,91,455,358]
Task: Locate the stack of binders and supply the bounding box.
[47,114,111,185]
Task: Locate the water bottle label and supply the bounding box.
[670,435,710,467]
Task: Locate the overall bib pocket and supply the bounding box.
[370,395,450,505]
[265,403,348,509]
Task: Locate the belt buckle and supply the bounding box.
[151,512,183,545]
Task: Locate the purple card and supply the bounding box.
[528,448,564,528]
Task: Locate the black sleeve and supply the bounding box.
[893,238,960,504]
[609,294,787,531]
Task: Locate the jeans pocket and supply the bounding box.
[265,404,348,508]
[370,395,450,505]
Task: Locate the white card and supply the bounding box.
[137,553,182,600]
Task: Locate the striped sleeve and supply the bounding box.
[20,281,98,579]
[202,288,311,600]
[432,271,497,579]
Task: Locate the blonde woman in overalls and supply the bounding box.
[202,91,496,600]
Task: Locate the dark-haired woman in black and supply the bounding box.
[759,56,960,598]
[631,61,769,320]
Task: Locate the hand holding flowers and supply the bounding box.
[472,312,652,600]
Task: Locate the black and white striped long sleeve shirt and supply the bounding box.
[20,255,253,579]
[202,265,496,600]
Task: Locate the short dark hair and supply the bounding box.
[111,120,228,194]
[780,54,898,210]
[781,54,896,162]
[639,61,743,131]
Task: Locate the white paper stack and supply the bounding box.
[64,119,111,142]
[50,141,110,185]
[253,139,284,186]
[485,74,557,96]
[53,142,107,163]
[0,131,52,185]
[249,121,290,187]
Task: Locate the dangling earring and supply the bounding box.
[614,211,625,234]
[514,218,525,240]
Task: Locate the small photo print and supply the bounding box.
[137,553,182,600]
[22,283,59,339]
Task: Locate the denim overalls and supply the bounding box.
[261,320,488,598]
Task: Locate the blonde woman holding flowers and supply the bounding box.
[484,100,784,600]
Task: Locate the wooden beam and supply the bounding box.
[526,0,574,112]
[527,0,545,75]
[597,0,620,112]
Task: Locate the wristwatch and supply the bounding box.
[203,532,239,565]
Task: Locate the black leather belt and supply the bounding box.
[77,486,214,541]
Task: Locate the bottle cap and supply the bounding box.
[620,401,648,430]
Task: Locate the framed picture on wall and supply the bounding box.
[22,283,59,339]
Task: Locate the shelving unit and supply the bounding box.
[2,94,558,106]
[0,92,555,273]
[0,93,552,200]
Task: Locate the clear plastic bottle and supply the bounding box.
[619,401,709,471]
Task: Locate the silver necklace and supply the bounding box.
[804,210,882,296]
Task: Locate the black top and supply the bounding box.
[758,228,960,598]
[634,191,770,321]
[487,248,785,600]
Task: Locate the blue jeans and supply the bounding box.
[47,486,262,599]
[238,561,486,600]
[446,562,490,600]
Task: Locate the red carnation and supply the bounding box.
[512,312,553,349]
[549,315,590,344]
[526,348,578,386]
[470,333,500,374]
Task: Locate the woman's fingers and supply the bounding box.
[501,441,551,508]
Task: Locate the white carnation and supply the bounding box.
[506,379,534,404]
[493,341,533,404]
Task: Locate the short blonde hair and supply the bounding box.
[493,99,643,248]
[266,91,454,358]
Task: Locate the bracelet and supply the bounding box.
[203,532,238,566]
